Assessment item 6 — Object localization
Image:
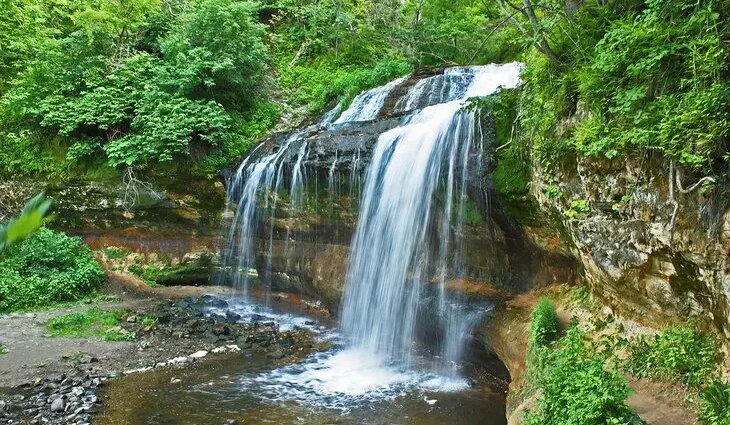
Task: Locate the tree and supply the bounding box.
[495,0,564,68]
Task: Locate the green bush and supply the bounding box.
[1,0,269,171]
[700,380,730,425]
[0,130,62,177]
[517,0,730,171]
[530,297,560,348]
[524,326,642,425]
[279,57,412,113]
[626,325,718,387]
[0,228,104,312]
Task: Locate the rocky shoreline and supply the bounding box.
[0,294,327,425]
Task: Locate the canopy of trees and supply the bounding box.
[0,0,728,179]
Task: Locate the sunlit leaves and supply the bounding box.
[0,192,53,252]
[1,0,267,169]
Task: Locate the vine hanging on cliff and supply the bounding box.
[667,161,716,245]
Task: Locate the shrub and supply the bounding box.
[0,228,104,312]
[279,57,412,113]
[564,199,590,219]
[627,325,718,387]
[530,297,560,348]
[700,380,730,425]
[523,326,642,425]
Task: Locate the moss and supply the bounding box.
[501,197,541,227]
[101,247,133,260]
[128,258,212,287]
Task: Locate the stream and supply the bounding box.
[96,298,507,425]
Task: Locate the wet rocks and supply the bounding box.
[1,372,106,425]
[211,323,230,336]
[202,295,228,309]
[50,397,65,412]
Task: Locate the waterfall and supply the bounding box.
[219,131,306,295]
[341,64,522,370]
[222,62,522,377]
[334,76,408,123]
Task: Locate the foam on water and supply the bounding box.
[205,297,331,336]
[204,297,470,412]
[238,348,469,411]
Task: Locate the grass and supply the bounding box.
[127,264,162,287]
[101,247,133,260]
[626,324,718,388]
[140,315,159,328]
[700,380,730,425]
[46,307,135,341]
[529,297,560,347]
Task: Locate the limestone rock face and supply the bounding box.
[0,177,225,286]
[532,155,730,337]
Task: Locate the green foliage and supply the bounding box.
[530,297,560,348]
[127,263,162,287]
[140,315,159,328]
[565,199,590,219]
[46,307,134,341]
[1,0,526,176]
[270,0,520,113]
[101,246,133,261]
[0,192,53,252]
[103,326,136,341]
[700,380,730,425]
[0,130,63,177]
[472,90,532,201]
[524,326,642,425]
[0,228,104,313]
[1,0,269,171]
[198,100,281,172]
[0,342,7,354]
[279,56,412,113]
[514,0,730,171]
[626,325,718,387]
[543,184,563,199]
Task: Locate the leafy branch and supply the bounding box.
[0,193,53,252]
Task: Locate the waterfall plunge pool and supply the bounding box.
[95,296,508,425]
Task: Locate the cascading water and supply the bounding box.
[341,64,522,372]
[220,62,522,406]
[219,130,308,295]
[334,76,408,123]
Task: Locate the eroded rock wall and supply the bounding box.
[0,178,226,285]
[532,155,730,337]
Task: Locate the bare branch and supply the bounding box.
[667,160,716,244]
[122,167,162,212]
[496,0,528,36]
